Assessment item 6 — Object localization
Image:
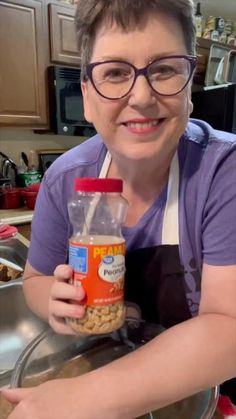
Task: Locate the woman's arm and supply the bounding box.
[23,261,55,321]
[4,263,236,419]
[70,262,236,418]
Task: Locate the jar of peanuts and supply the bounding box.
[67,178,128,335]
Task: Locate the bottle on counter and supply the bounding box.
[211,30,220,42]
[67,177,128,335]
[195,2,203,38]
[215,17,225,34]
[219,32,227,44]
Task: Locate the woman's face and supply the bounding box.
[82,12,193,163]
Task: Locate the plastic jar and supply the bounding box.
[67,178,128,335]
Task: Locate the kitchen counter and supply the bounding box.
[0,207,33,225]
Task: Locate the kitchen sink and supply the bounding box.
[0,237,28,271]
[0,279,47,388]
[0,236,47,388]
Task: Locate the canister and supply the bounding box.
[67,177,128,335]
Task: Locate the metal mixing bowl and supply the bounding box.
[0,278,47,388]
[10,320,218,418]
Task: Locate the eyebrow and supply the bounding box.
[92,51,188,63]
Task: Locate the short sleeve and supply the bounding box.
[27,176,70,275]
[202,144,236,265]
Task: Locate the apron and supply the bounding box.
[99,152,192,328]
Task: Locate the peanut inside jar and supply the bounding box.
[67,301,126,334]
[67,235,126,335]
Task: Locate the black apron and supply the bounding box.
[100,152,191,328]
[125,244,191,328]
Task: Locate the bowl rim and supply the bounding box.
[10,320,219,419]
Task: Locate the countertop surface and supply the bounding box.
[0,207,33,225]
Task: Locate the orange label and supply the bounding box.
[69,241,125,306]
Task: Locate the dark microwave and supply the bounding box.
[48,65,96,136]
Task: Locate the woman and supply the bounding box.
[3,0,236,418]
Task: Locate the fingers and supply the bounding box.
[1,388,33,404]
[49,315,78,335]
[53,264,73,280]
[48,264,87,335]
[49,301,86,335]
[49,299,86,334]
[50,299,86,318]
[52,264,86,302]
[50,280,86,301]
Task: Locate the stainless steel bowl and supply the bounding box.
[0,237,28,271]
[11,320,218,418]
[0,278,47,388]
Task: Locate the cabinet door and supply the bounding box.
[0,0,49,126]
[49,3,80,66]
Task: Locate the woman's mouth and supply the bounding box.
[123,118,165,134]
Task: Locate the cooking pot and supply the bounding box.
[10,320,218,419]
[0,187,21,209]
[20,183,41,209]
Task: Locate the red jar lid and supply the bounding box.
[74,178,123,193]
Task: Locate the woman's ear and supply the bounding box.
[81,82,93,123]
[189,98,194,116]
[187,82,194,116]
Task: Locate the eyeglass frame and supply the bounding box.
[83,55,197,100]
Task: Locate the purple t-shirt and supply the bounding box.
[28,119,236,316]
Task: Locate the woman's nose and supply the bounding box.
[128,75,157,108]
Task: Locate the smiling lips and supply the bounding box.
[123,118,165,134]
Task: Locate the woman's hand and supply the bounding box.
[48,264,86,335]
[2,377,102,419]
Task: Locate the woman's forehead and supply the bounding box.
[91,13,186,59]
[95,10,176,35]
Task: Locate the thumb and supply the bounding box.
[54,264,73,281]
[1,387,34,403]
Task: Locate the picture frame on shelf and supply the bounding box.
[37,149,66,174]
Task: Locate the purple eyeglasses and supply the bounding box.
[84,55,197,100]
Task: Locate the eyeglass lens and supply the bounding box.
[90,57,193,99]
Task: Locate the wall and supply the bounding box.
[0,128,86,167]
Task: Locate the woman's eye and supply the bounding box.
[103,68,131,81]
[151,65,176,78]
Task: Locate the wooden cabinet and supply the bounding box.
[49,3,80,66]
[0,0,80,129]
[0,0,49,127]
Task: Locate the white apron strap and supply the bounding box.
[99,150,179,245]
[161,152,179,245]
[99,151,112,178]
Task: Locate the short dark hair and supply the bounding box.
[75,0,196,77]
